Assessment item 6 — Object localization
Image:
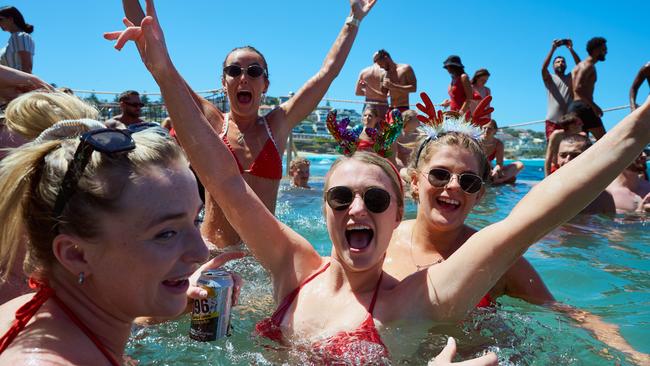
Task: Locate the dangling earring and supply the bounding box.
[78,272,85,285]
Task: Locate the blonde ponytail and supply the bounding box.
[0,141,60,280]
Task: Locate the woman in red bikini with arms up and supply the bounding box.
[0,93,243,364]
[113,1,650,363]
[119,0,375,249]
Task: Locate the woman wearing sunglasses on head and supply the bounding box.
[115,0,376,251]
[109,1,650,363]
[0,93,246,364]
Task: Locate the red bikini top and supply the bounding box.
[221,113,283,180]
[0,279,121,366]
[255,262,389,363]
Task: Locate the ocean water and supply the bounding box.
[126,157,649,365]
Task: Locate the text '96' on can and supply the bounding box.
[189,269,233,341]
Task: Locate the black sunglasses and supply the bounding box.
[52,123,165,221]
[223,64,267,79]
[123,101,145,108]
[326,186,392,214]
[427,168,483,194]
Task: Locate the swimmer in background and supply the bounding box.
[544,112,586,176]
[118,0,378,250]
[605,151,650,213]
[289,157,311,189]
[479,119,523,184]
[554,133,615,215]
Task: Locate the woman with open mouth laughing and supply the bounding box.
[112,0,650,363]
[118,0,377,250]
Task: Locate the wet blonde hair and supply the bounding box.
[289,156,310,171]
[323,151,404,215]
[0,96,186,281]
[4,91,100,140]
[406,132,490,200]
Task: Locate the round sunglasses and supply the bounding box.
[326,186,392,214]
[223,64,267,79]
[426,168,483,194]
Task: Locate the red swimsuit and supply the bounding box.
[255,262,389,362]
[0,279,121,366]
[221,114,283,180]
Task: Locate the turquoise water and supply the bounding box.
[127,156,649,365]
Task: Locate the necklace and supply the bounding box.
[227,114,262,145]
[409,225,444,271]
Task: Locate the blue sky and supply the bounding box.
[6,0,649,131]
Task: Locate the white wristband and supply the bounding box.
[345,15,361,27]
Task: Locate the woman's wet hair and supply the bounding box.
[222,45,269,81]
[5,91,99,140]
[401,109,418,122]
[0,6,33,34]
[406,132,490,199]
[486,119,498,129]
[323,151,404,215]
[0,94,186,281]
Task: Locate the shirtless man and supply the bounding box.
[630,62,650,112]
[606,152,650,213]
[105,89,145,127]
[355,50,390,117]
[569,37,607,140]
[375,49,416,111]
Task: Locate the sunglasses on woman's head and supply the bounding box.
[427,168,483,194]
[52,123,167,222]
[223,64,267,79]
[326,186,392,214]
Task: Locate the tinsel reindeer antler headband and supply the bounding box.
[413,92,494,167]
[326,108,404,157]
[326,110,360,156]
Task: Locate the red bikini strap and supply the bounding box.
[270,262,331,325]
[0,279,121,366]
[50,295,122,366]
[367,272,383,315]
[0,280,53,353]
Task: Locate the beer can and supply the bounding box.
[189,269,234,341]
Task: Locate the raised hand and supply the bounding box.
[350,0,377,21]
[103,0,172,77]
[428,337,498,366]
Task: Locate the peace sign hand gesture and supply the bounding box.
[103,0,174,78]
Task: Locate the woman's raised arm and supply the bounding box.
[105,0,322,296]
[274,0,377,136]
[394,98,650,321]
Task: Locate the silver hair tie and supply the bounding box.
[33,118,107,144]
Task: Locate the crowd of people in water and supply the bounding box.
[0,0,649,365]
